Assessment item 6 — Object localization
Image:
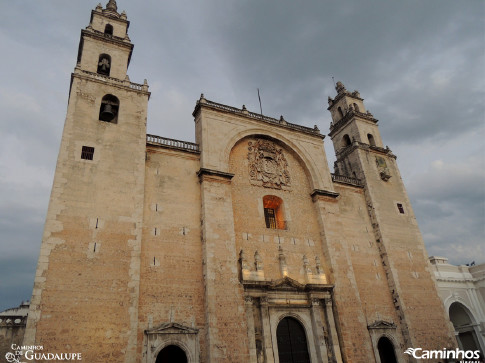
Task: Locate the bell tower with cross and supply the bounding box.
[24,2,150,361]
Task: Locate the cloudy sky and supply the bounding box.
[0,1,483,311]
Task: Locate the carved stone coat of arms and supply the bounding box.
[248,139,290,189]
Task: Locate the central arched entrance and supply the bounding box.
[276,317,310,363]
[449,302,482,352]
[377,337,397,363]
[156,345,187,363]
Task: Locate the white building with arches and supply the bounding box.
[430,256,485,356]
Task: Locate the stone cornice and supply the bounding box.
[336,141,396,161]
[241,277,333,293]
[71,69,150,97]
[435,276,485,283]
[197,168,234,182]
[329,110,378,137]
[193,98,324,139]
[81,29,133,51]
[310,189,340,199]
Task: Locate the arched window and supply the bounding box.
[353,103,360,112]
[104,24,113,36]
[337,106,344,119]
[368,133,376,146]
[342,134,351,147]
[449,302,481,352]
[263,195,285,229]
[276,317,310,363]
[156,345,187,363]
[99,94,119,123]
[377,337,397,363]
[97,54,111,76]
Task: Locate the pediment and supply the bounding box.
[367,320,396,330]
[145,322,198,335]
[271,276,305,291]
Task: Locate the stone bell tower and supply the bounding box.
[24,1,150,361]
[328,82,456,352]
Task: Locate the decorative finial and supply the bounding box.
[254,251,263,271]
[335,81,346,94]
[106,0,118,11]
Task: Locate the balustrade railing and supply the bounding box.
[147,134,200,152]
[331,173,363,187]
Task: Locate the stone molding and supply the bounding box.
[311,189,340,200]
[193,97,323,138]
[196,168,234,183]
[72,69,150,96]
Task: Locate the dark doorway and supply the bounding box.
[156,345,187,363]
[276,317,310,363]
[377,337,397,363]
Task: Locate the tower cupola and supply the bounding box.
[327,81,383,155]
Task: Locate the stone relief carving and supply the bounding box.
[248,139,290,189]
[376,156,391,181]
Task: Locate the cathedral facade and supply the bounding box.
[24,2,457,362]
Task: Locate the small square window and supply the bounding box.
[397,203,405,214]
[81,146,94,160]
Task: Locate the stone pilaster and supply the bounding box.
[198,168,249,362]
[310,297,329,363]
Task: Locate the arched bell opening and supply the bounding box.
[97,53,111,76]
[99,94,119,123]
[377,336,397,363]
[104,24,113,37]
[368,133,376,146]
[337,106,344,119]
[342,134,352,148]
[155,345,187,363]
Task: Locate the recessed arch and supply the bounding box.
[342,134,351,147]
[155,344,187,363]
[377,336,398,363]
[449,302,482,352]
[224,129,325,192]
[276,316,310,363]
[97,53,111,76]
[263,195,286,229]
[104,24,113,36]
[353,103,360,112]
[368,133,376,146]
[337,106,344,119]
[99,94,119,123]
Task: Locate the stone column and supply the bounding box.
[260,296,275,363]
[198,169,249,362]
[325,298,343,363]
[310,297,329,363]
[245,297,258,363]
